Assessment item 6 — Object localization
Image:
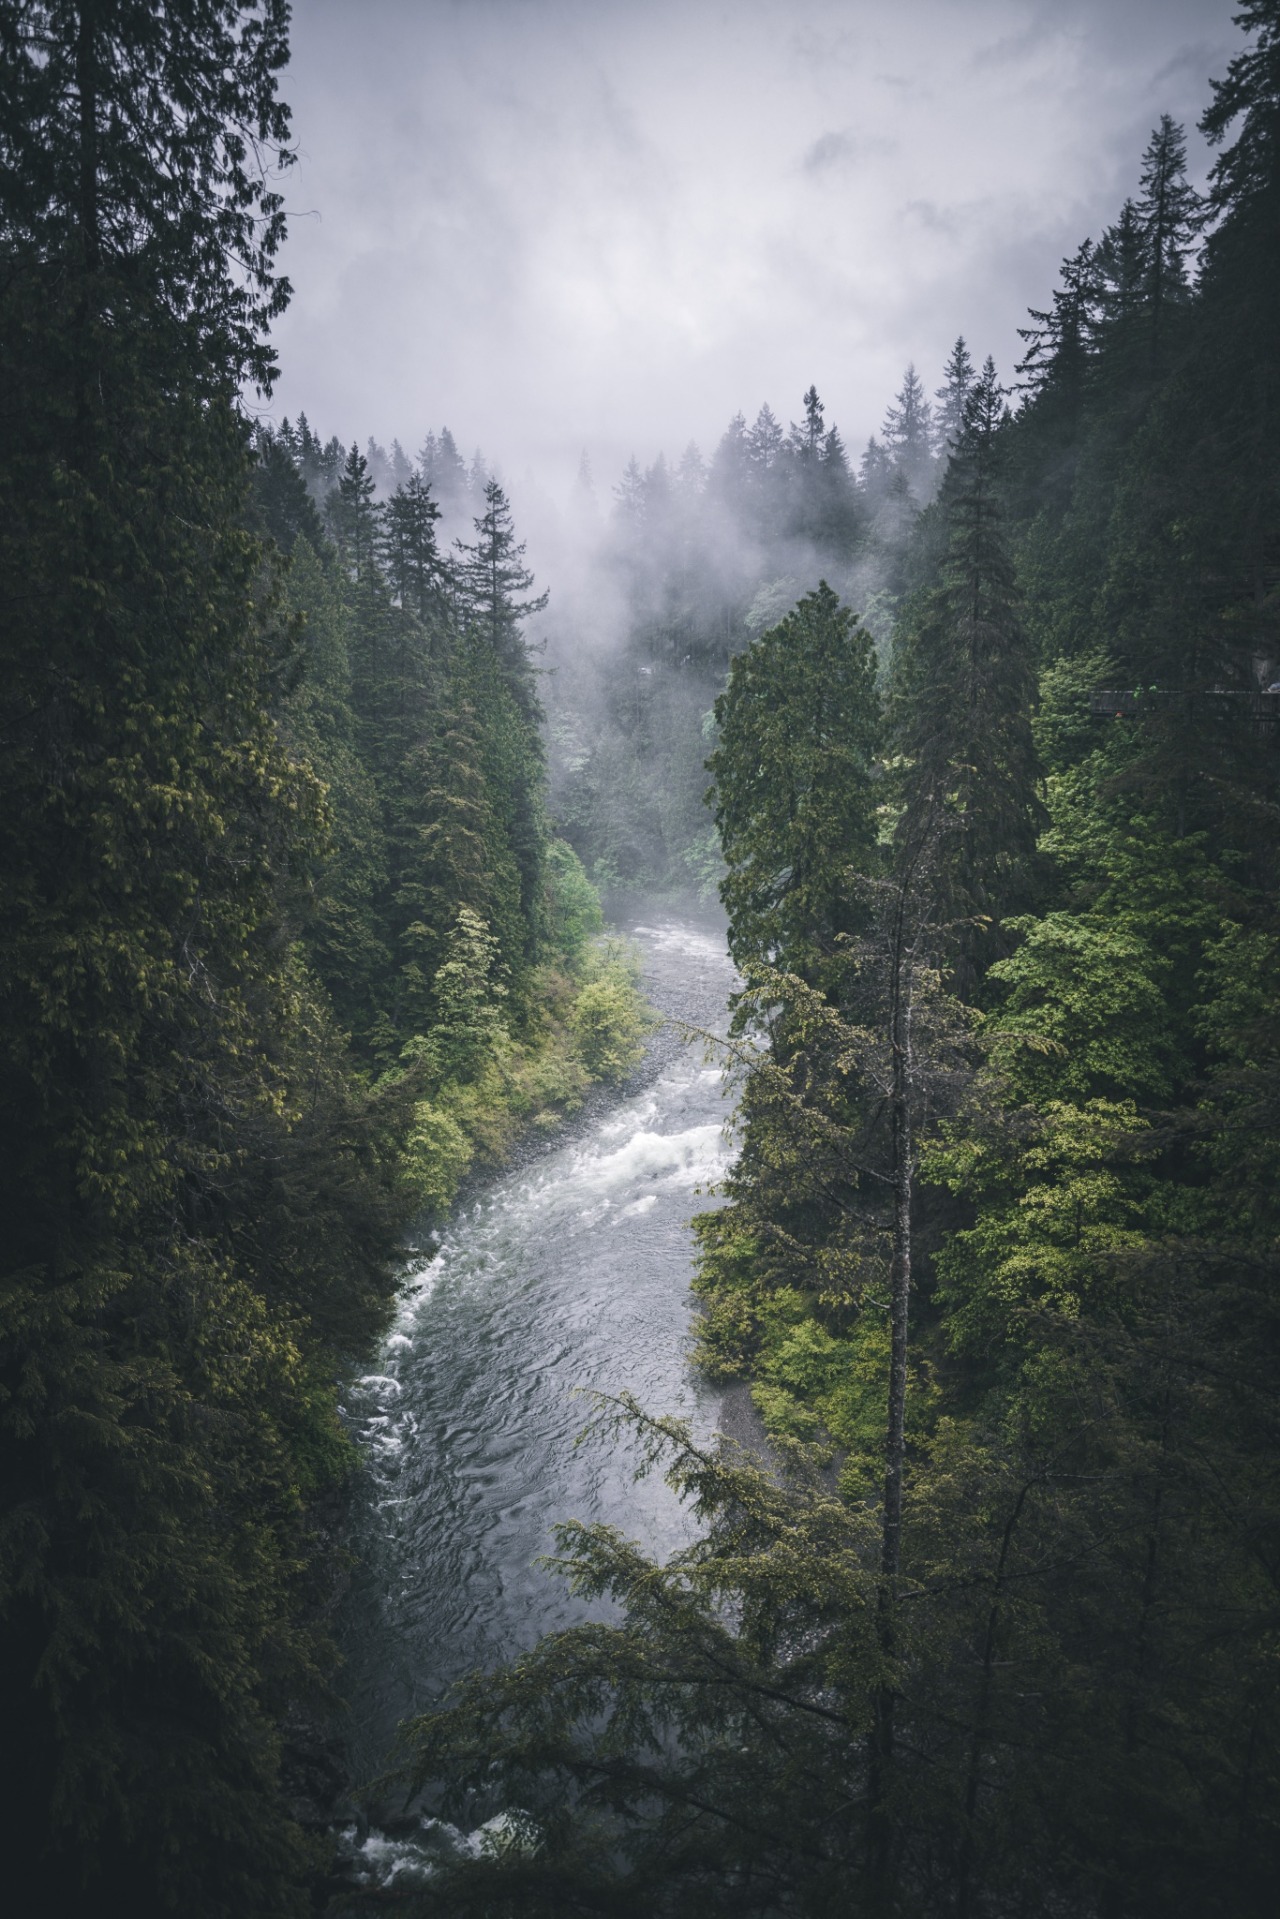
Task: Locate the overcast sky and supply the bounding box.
[266,0,1239,507]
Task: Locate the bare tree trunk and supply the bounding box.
[882,1002,913,1589]
[869,873,915,1901]
[955,1481,1032,1919]
[76,5,100,275]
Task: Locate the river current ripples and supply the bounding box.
[336,915,739,1784]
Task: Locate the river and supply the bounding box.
[336,913,739,1796]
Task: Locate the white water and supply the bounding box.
[337,916,738,1780]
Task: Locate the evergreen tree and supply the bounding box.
[707,583,880,984]
[0,6,403,1909]
[893,359,1042,993]
[1093,198,1150,394]
[792,382,826,461]
[251,425,326,554]
[454,479,549,717]
[328,441,380,583]
[279,538,391,1042]
[453,481,550,955]
[426,425,471,517]
[387,679,524,1043]
[746,401,784,476]
[1015,240,1099,496]
[1136,114,1202,370]
[381,471,449,625]
[675,439,707,501]
[881,362,935,502]
[933,335,976,458]
[1197,0,1280,668]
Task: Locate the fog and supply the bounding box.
[268,0,1235,507]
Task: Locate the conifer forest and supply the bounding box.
[2,3,1280,1915]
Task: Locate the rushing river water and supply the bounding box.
[337,914,739,1789]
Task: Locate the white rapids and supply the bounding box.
[337,915,739,1779]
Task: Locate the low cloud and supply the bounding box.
[271,0,1239,506]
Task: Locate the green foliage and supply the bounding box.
[8,3,1280,1911]
[0,6,574,1908]
[424,905,510,1083]
[398,1102,476,1215]
[543,838,603,960]
[890,358,1043,993]
[707,582,881,982]
[568,943,651,1081]
[391,17,1280,1913]
[391,1399,887,1918]
[386,931,652,1226]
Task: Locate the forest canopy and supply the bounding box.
[3,2,1280,1916]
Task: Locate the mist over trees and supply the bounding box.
[4,0,1280,1915]
[393,7,1280,1914]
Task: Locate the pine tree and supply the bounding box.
[747,402,784,475]
[1093,198,1150,393]
[1198,0,1280,617]
[707,410,751,525]
[1015,240,1099,468]
[612,454,647,530]
[418,424,470,521]
[1136,115,1202,371]
[893,359,1042,994]
[381,471,449,625]
[251,425,326,554]
[934,336,976,459]
[707,582,881,984]
[0,6,405,1909]
[882,362,935,502]
[454,479,549,716]
[453,481,550,953]
[675,439,707,500]
[794,383,826,460]
[328,441,380,583]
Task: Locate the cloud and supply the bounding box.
[803,128,896,173]
[270,0,1240,510]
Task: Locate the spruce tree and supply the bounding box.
[381,471,449,625]
[453,481,550,956]
[1093,198,1150,394]
[933,336,976,459]
[328,441,380,582]
[1015,240,1099,492]
[1136,114,1202,371]
[881,362,935,502]
[0,6,405,1910]
[893,359,1042,994]
[706,582,881,984]
[454,478,549,720]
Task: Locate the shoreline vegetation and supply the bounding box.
[389,908,655,1227]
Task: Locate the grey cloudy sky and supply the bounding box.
[267,0,1238,504]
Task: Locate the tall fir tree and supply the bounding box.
[1136,114,1202,371]
[881,362,936,502]
[933,336,976,460]
[893,359,1042,994]
[707,583,881,986]
[0,5,404,1909]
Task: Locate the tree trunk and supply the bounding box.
[869,873,915,1899]
[76,5,100,275]
[955,1480,1032,1919]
